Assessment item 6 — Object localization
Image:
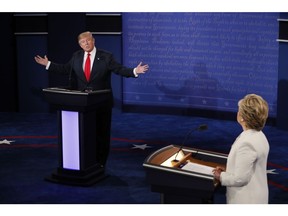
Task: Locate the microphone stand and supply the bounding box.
[172,124,207,163]
[68,55,75,90]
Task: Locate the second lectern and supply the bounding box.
[43,87,111,186]
[143,145,227,203]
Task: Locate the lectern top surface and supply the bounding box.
[43,87,111,95]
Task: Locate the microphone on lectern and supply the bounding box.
[172,124,208,163]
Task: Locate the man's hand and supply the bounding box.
[34,55,49,66]
[135,62,149,74]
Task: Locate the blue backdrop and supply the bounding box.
[122,13,279,117]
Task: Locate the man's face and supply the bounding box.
[79,36,95,52]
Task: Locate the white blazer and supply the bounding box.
[220,129,269,204]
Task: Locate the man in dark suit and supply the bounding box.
[35,31,149,167]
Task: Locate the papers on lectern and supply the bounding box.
[181,162,214,175]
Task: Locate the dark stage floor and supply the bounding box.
[0,110,288,206]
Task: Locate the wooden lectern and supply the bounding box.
[143,145,227,204]
[42,87,111,186]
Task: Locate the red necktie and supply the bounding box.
[84,53,91,81]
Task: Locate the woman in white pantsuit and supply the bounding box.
[213,94,270,204]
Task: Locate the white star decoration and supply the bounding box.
[132,144,152,150]
[0,139,15,145]
[267,169,278,175]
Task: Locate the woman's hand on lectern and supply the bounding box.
[212,166,225,181]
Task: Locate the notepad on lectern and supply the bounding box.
[181,162,214,175]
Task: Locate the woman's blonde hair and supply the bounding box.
[238,94,269,131]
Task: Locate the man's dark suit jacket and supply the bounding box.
[49,48,136,93]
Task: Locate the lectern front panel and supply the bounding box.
[61,111,80,170]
